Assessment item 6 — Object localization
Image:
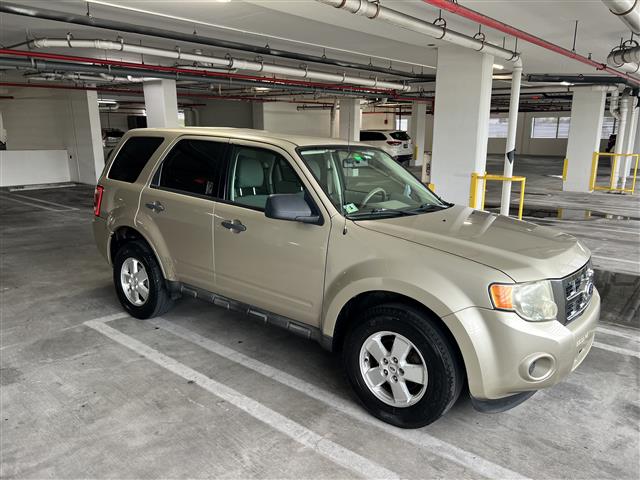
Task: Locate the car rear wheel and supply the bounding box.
[113,240,174,319]
[343,303,464,428]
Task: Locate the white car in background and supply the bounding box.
[360,130,413,165]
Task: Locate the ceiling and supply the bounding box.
[0,0,633,105]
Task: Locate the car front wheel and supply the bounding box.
[343,303,464,428]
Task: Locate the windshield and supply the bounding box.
[298,146,448,219]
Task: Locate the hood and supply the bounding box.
[356,205,590,282]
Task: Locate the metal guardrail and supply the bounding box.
[589,151,639,194]
[469,172,527,220]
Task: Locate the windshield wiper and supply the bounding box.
[346,208,418,219]
[410,203,451,213]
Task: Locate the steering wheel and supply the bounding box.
[360,187,388,209]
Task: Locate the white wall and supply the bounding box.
[197,99,254,128]
[361,112,395,130]
[1,86,104,185]
[260,102,332,137]
[0,150,70,187]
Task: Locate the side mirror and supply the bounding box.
[265,194,320,224]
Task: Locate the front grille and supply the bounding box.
[560,262,595,323]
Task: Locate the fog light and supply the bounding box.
[520,354,556,381]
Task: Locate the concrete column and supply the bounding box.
[143,79,179,128]
[66,89,104,184]
[564,88,606,192]
[338,98,361,142]
[410,101,427,166]
[252,103,265,130]
[621,100,639,181]
[632,113,640,176]
[431,45,493,207]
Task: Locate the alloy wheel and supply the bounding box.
[359,330,428,407]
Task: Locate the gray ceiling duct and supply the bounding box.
[602,0,640,34]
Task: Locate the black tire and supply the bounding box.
[343,303,464,428]
[113,240,174,319]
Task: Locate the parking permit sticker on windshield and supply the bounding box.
[344,203,359,214]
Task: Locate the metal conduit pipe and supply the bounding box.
[28,38,410,92]
[0,50,395,95]
[422,0,640,86]
[499,64,522,215]
[612,90,631,189]
[621,95,639,188]
[608,45,640,74]
[602,0,640,34]
[0,1,434,81]
[0,56,428,101]
[527,74,631,85]
[317,0,522,66]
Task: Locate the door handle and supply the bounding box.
[145,201,165,213]
[221,219,246,233]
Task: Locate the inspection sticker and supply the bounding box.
[344,203,359,214]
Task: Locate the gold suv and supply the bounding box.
[93,128,599,427]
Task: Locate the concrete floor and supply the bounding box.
[1,174,639,479]
[484,154,640,276]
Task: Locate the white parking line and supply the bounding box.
[150,318,530,480]
[597,326,639,342]
[0,194,62,212]
[8,192,79,210]
[85,318,400,480]
[593,341,640,359]
[592,255,640,266]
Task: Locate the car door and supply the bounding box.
[213,141,331,327]
[138,136,228,291]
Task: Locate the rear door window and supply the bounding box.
[154,139,227,198]
[108,136,164,183]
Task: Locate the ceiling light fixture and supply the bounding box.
[98,99,117,104]
[493,64,505,70]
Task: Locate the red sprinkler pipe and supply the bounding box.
[422,0,640,86]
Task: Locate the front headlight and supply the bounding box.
[489,280,558,321]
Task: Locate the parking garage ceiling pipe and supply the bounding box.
[602,0,640,34]
[317,0,524,217]
[608,45,640,74]
[0,55,429,102]
[0,1,434,82]
[612,90,632,188]
[421,0,640,86]
[527,74,633,85]
[317,0,522,66]
[27,38,410,92]
[0,50,396,97]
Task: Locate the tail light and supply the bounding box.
[387,140,402,146]
[93,185,104,216]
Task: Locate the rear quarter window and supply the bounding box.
[108,136,164,183]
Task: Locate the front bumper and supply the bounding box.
[443,288,600,402]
